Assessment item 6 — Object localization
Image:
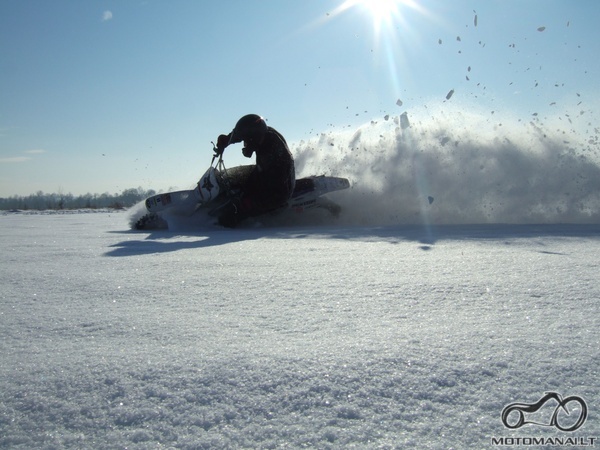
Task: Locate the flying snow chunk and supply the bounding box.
[400,112,410,130]
[396,99,403,107]
[537,26,546,32]
[446,89,455,100]
[102,10,113,21]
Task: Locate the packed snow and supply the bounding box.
[2,207,600,448]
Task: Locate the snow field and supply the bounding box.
[1,212,598,449]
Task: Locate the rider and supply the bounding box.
[214,114,295,227]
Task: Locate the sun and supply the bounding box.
[318,0,424,36]
[358,0,403,24]
[335,0,418,30]
[328,0,425,52]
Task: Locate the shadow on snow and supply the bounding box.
[104,223,600,257]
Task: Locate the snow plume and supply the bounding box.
[292,105,600,225]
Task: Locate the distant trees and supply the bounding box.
[0,187,156,210]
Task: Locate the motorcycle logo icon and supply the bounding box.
[501,392,587,432]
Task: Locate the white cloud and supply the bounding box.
[101,10,113,22]
[0,156,32,163]
[24,149,46,155]
[0,149,46,163]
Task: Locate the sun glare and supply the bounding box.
[360,0,402,24]
[337,0,419,31]
[311,0,429,106]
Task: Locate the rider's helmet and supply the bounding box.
[229,114,267,147]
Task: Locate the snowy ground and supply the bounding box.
[1,210,598,449]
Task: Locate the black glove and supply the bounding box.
[242,147,254,158]
[215,134,231,155]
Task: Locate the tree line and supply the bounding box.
[0,187,156,211]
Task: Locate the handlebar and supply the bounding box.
[210,141,224,166]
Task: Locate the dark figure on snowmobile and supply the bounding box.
[213,114,295,227]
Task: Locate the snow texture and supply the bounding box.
[1,209,599,449]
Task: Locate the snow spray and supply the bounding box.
[292,102,600,225]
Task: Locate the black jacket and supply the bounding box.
[235,126,295,212]
[254,128,293,183]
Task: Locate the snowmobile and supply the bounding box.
[133,144,350,230]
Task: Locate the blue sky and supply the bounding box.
[1,0,599,197]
